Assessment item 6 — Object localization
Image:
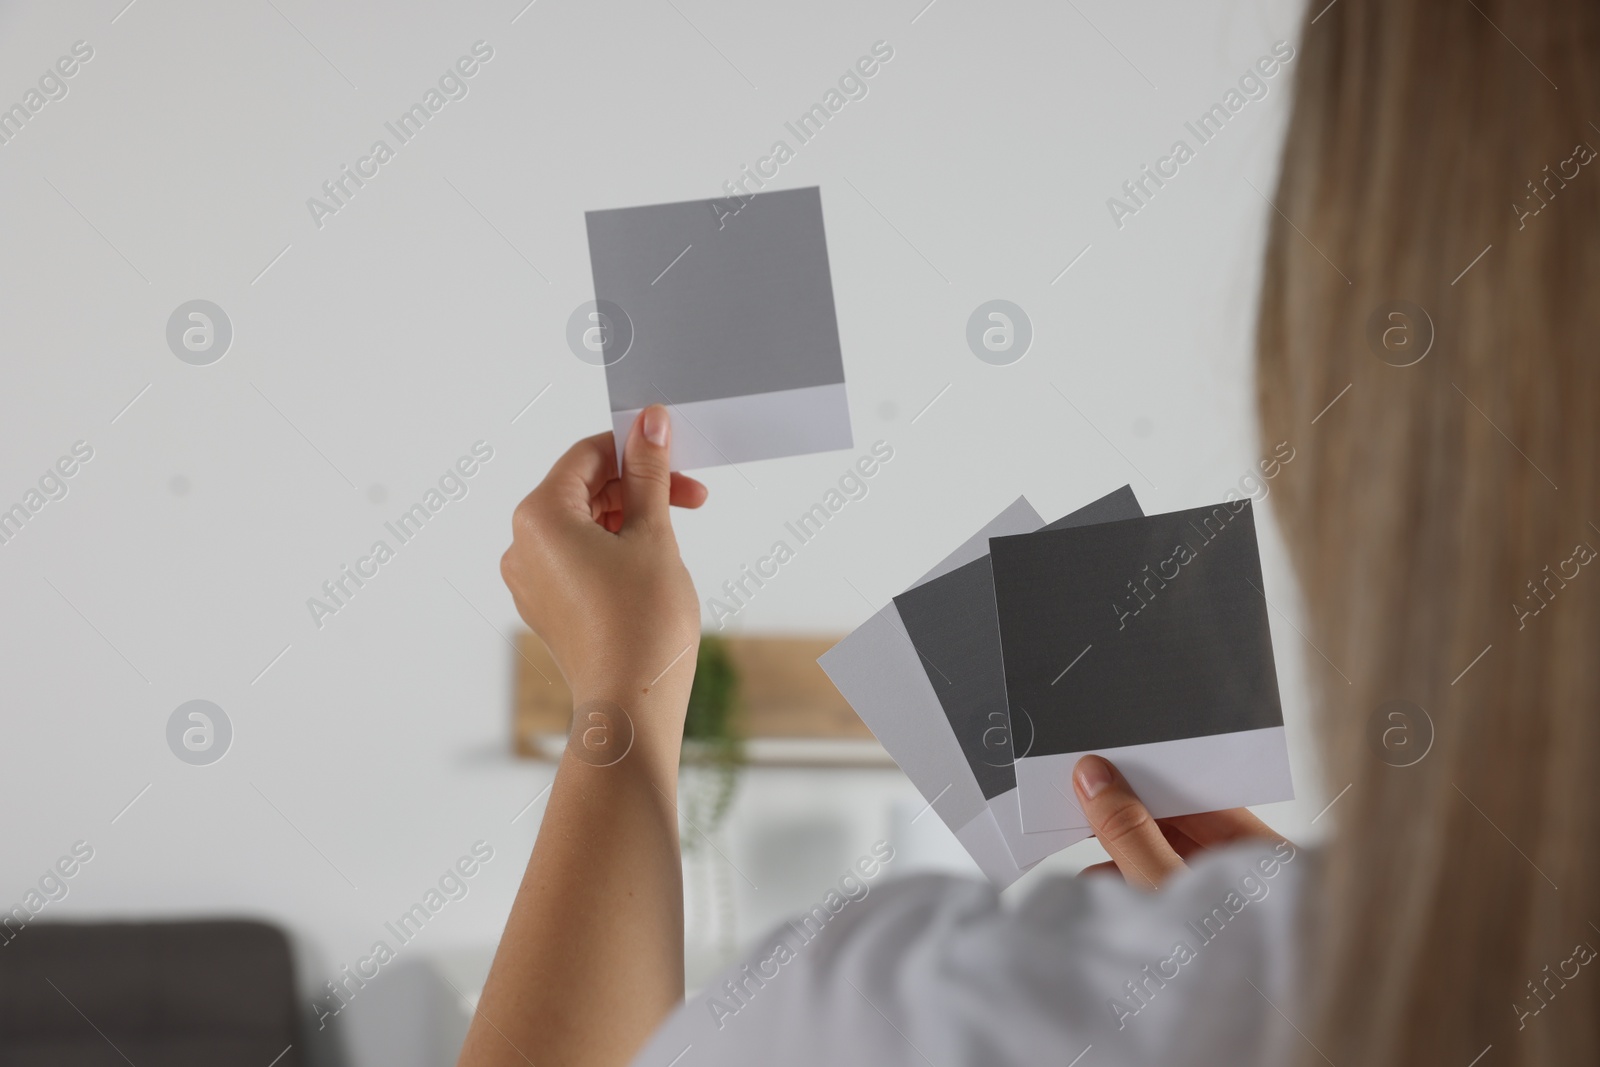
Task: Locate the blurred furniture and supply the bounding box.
[514,632,892,766]
[331,953,485,1067]
[0,920,300,1067]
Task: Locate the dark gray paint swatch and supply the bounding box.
[893,487,1143,800]
[990,500,1284,755]
[585,186,845,411]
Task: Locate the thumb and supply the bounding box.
[1073,755,1186,890]
[621,404,674,534]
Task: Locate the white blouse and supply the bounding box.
[632,842,1313,1067]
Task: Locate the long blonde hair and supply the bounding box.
[1257,2,1600,1063]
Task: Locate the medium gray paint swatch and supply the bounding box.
[989,500,1285,755]
[586,186,847,410]
[892,486,1143,800]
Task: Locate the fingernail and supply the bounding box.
[1075,756,1113,800]
[643,405,669,447]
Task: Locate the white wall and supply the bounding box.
[0,0,1322,1063]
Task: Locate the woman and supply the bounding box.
[460,2,1600,1064]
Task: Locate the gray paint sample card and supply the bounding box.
[892,486,1144,801]
[584,186,852,471]
[990,500,1294,831]
[817,497,1087,887]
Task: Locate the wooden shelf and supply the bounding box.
[514,632,886,764]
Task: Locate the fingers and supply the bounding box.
[536,411,704,533]
[1073,755,1187,891]
[669,472,709,509]
[538,431,619,515]
[1071,756,1290,889]
[620,405,674,535]
[1160,807,1284,851]
[1158,821,1204,860]
[1077,861,1120,879]
[588,472,708,521]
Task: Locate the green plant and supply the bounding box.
[680,635,744,847]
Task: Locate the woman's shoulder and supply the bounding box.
[633,842,1315,1067]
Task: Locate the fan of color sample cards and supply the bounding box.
[819,489,1294,886]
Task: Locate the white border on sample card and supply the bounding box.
[613,382,852,472]
[890,486,1142,868]
[987,792,1091,866]
[953,807,1038,883]
[820,498,1050,888]
[824,603,1040,886]
[1014,725,1294,832]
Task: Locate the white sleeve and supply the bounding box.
[631,843,1312,1067]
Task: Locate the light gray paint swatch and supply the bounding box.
[585,186,853,470]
